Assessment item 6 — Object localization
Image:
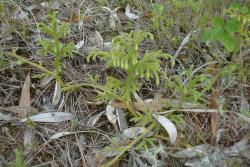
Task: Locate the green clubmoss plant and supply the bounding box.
[7,12,75,88]
[166,65,212,104]
[151,3,165,30]
[36,11,75,86]
[88,30,175,104]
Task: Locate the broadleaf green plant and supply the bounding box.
[88,30,175,103]
[202,16,240,52]
[202,3,249,52]
[226,3,250,50]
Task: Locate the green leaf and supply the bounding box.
[240,6,249,14]
[38,23,55,36]
[212,16,224,27]
[212,27,225,41]
[231,3,241,10]
[231,3,249,14]
[201,30,212,41]
[219,30,235,52]
[225,18,240,33]
[247,12,250,17]
[152,3,164,14]
[12,148,27,167]
[61,43,75,57]
[58,23,70,37]
[202,27,223,41]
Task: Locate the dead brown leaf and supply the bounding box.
[95,152,107,167]
[210,90,220,140]
[19,73,34,151]
[1,73,36,118]
[95,152,120,167]
[110,95,162,112]
[1,106,38,115]
[19,73,31,118]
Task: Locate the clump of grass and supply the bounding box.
[9,149,27,167]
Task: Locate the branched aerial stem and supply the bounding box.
[63,82,139,117]
[7,50,65,87]
[53,32,65,87]
[7,50,139,117]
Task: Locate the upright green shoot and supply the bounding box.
[88,30,174,103]
[36,11,75,86]
[9,149,27,167]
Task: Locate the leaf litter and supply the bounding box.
[19,73,34,151]
[52,81,62,106]
[21,112,74,123]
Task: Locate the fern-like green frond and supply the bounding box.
[87,30,174,102]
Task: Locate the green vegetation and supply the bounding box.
[151,3,165,30]
[202,16,239,52]
[36,11,75,86]
[0,51,6,69]
[7,11,75,87]
[0,0,249,166]
[9,149,27,167]
[88,30,174,103]
[166,65,212,104]
[202,3,249,52]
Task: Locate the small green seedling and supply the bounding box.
[9,148,27,167]
[71,118,79,129]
